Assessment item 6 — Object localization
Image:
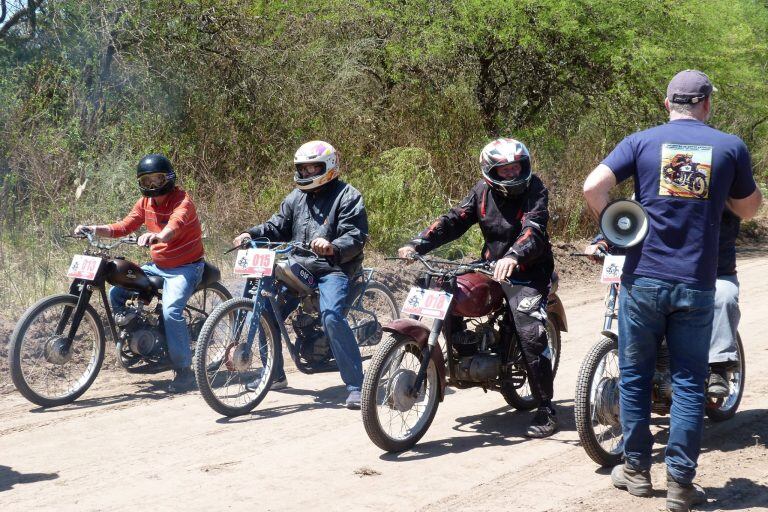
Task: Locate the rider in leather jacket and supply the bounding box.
[398,137,559,438]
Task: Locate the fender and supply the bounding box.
[546,292,568,332]
[382,318,447,401]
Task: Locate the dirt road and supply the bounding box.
[1,254,767,512]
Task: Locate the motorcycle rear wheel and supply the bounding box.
[347,280,399,360]
[361,333,440,452]
[9,294,106,407]
[706,333,745,422]
[574,336,623,467]
[193,297,278,417]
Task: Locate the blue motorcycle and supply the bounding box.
[193,240,399,416]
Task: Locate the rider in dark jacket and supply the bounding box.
[398,137,558,438]
[234,141,368,409]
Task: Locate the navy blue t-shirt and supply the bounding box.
[602,119,756,288]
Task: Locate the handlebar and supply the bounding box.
[67,230,138,251]
[388,253,495,278]
[224,238,317,257]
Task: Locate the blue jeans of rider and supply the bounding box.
[618,273,714,484]
[268,272,364,391]
[109,261,204,369]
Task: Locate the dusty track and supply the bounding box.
[1,254,767,511]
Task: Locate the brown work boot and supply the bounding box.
[666,473,706,512]
[611,463,653,497]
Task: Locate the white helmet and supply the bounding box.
[479,137,532,196]
[293,140,340,191]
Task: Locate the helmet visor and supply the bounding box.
[138,172,168,190]
[296,162,325,179]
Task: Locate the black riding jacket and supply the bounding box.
[246,179,369,277]
[409,176,555,288]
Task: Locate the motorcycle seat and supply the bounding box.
[197,261,221,290]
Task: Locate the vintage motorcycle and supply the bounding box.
[193,240,400,417]
[360,255,567,452]
[8,229,232,407]
[573,252,745,467]
[662,162,708,198]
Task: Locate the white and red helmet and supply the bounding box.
[479,137,532,196]
[293,140,340,191]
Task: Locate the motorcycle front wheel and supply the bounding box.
[9,294,106,407]
[361,333,440,452]
[574,336,623,467]
[706,333,745,422]
[193,297,278,417]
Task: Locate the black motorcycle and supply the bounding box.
[8,230,232,407]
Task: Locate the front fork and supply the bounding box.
[410,318,443,397]
[55,280,97,352]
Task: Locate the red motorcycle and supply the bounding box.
[360,255,567,452]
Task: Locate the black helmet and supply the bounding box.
[136,154,176,197]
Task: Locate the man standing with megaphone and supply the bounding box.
[583,69,762,512]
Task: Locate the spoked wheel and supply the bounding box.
[500,342,539,411]
[361,333,440,452]
[185,282,233,347]
[193,297,278,417]
[691,174,708,198]
[9,294,106,407]
[545,318,561,378]
[347,280,399,360]
[574,336,623,467]
[706,333,745,422]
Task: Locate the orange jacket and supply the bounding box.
[107,188,204,268]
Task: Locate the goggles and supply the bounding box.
[138,172,168,189]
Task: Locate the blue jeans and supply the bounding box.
[110,261,204,369]
[267,272,364,391]
[709,275,740,363]
[618,273,714,484]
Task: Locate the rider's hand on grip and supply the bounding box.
[310,237,334,256]
[232,232,252,247]
[493,256,517,282]
[397,245,417,261]
[74,225,94,237]
[585,243,607,263]
[137,232,160,247]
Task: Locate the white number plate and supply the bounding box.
[66,255,103,281]
[233,249,276,277]
[600,254,626,284]
[401,287,453,320]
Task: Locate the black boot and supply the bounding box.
[525,405,558,438]
[168,367,196,393]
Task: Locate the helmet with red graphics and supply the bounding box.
[293,140,340,191]
[479,137,532,196]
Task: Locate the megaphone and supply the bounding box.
[599,199,649,248]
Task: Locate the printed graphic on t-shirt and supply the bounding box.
[659,144,712,199]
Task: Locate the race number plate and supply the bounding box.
[600,254,626,284]
[66,255,103,281]
[401,287,453,320]
[233,248,276,277]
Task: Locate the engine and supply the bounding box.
[116,303,165,357]
[292,312,331,364]
[452,322,502,382]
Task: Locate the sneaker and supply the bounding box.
[666,473,706,512]
[167,367,196,393]
[245,375,288,392]
[345,390,361,410]
[707,371,729,398]
[525,406,558,438]
[611,463,653,497]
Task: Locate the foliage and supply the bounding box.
[0,0,766,271]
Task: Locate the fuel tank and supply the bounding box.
[452,273,504,318]
[105,259,155,297]
[274,260,318,296]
